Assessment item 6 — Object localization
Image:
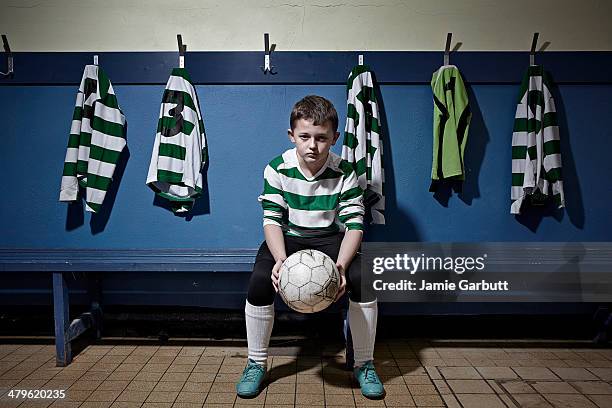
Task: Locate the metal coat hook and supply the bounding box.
[1,35,14,77]
[444,33,452,66]
[530,32,539,66]
[93,55,98,66]
[177,34,187,68]
[358,54,364,66]
[261,33,277,74]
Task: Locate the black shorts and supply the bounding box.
[247,233,374,306]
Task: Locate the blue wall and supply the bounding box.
[1,83,610,248]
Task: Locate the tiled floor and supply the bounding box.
[1,340,612,408]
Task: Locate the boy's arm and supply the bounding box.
[337,229,363,272]
[259,163,288,291]
[335,162,366,299]
[264,224,287,262]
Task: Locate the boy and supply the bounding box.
[236,95,384,399]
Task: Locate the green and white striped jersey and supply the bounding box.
[59,64,126,213]
[146,68,208,213]
[342,64,385,224]
[511,65,564,214]
[259,148,365,237]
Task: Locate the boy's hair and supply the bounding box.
[290,95,339,133]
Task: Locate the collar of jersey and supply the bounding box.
[293,148,331,182]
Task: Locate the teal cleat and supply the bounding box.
[236,359,266,398]
[353,361,385,399]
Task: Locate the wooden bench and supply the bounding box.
[0,249,257,366]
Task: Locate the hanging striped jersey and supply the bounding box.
[59,64,126,213]
[430,65,471,193]
[259,148,365,237]
[342,64,385,224]
[511,65,564,214]
[146,68,208,213]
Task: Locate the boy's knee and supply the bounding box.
[247,272,275,306]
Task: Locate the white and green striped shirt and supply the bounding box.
[511,65,564,214]
[59,65,126,213]
[342,64,385,224]
[146,68,208,213]
[259,148,365,237]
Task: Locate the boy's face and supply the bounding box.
[288,118,339,166]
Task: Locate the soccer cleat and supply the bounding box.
[236,359,266,398]
[353,360,385,399]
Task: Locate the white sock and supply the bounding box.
[245,300,274,367]
[349,299,378,368]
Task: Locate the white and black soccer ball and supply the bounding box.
[278,249,340,313]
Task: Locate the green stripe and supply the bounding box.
[347,103,359,126]
[543,140,561,155]
[513,118,541,133]
[99,93,120,110]
[355,157,367,177]
[77,160,88,175]
[263,216,284,224]
[72,107,83,121]
[277,167,343,182]
[346,64,371,86]
[89,145,121,164]
[62,162,77,176]
[527,146,537,160]
[283,190,339,211]
[543,112,558,128]
[97,68,110,99]
[546,167,562,182]
[171,68,193,83]
[159,143,186,160]
[343,132,358,149]
[67,133,80,148]
[345,223,363,231]
[157,169,183,183]
[370,116,381,134]
[86,202,101,213]
[92,116,124,138]
[340,186,363,201]
[79,132,91,147]
[87,173,112,191]
[512,173,524,186]
[157,116,195,135]
[261,199,285,212]
[512,146,527,160]
[269,155,284,171]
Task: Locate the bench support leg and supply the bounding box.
[53,272,72,367]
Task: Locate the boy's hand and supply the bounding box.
[271,258,285,292]
[334,263,346,302]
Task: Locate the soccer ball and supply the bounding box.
[278,249,340,313]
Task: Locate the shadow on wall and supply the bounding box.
[65,124,131,235]
[364,79,420,243]
[515,75,585,233]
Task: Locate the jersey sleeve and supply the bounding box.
[258,164,287,227]
[338,163,365,231]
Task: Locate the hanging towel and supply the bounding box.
[430,65,471,193]
[511,65,564,214]
[59,64,126,213]
[342,64,385,224]
[147,68,208,213]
